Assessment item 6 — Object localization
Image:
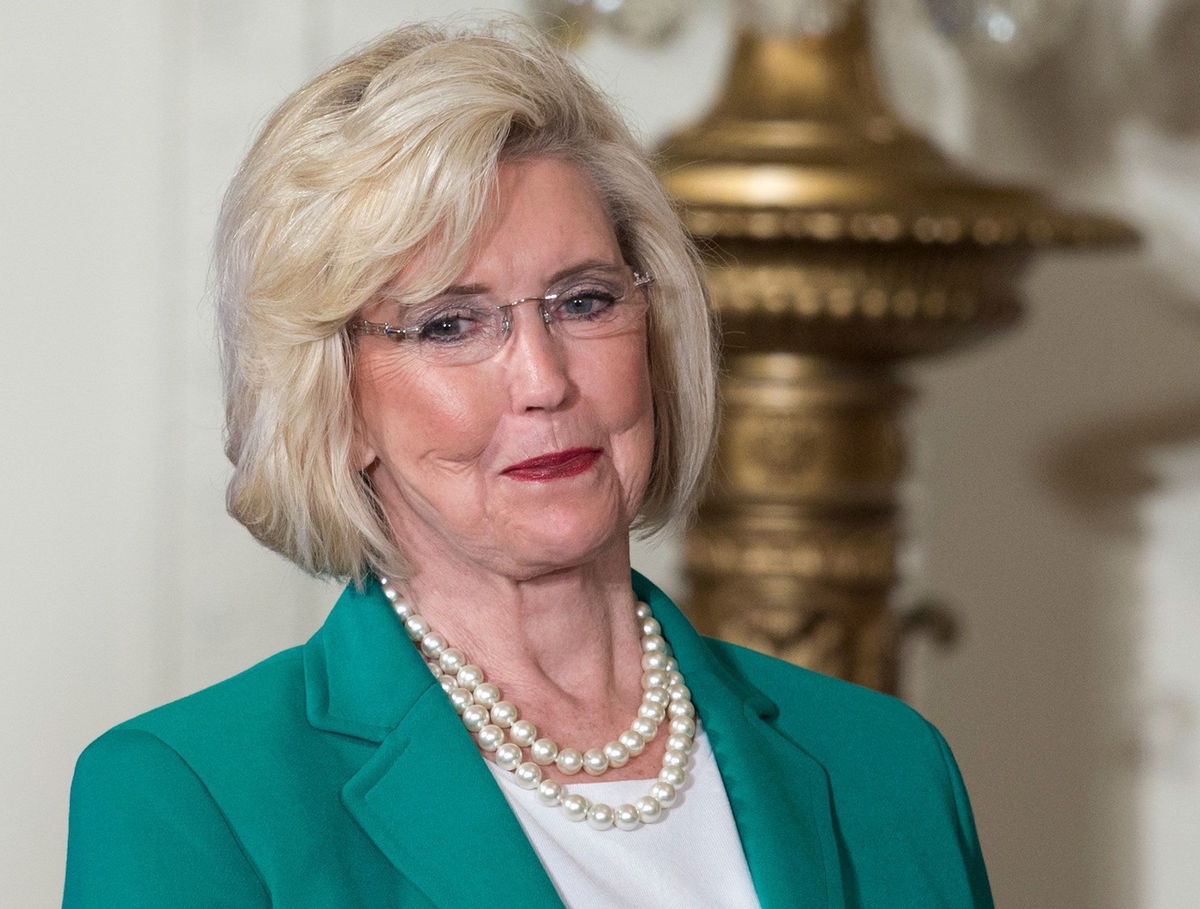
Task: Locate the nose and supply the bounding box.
[502,301,572,412]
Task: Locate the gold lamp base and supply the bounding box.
[656,4,1133,693]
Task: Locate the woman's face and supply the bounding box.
[353,157,655,582]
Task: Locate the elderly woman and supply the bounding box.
[65,21,991,909]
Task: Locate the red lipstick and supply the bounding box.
[502,448,601,481]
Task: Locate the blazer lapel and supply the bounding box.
[305,580,562,906]
[635,572,846,908]
[340,685,563,906]
[306,574,845,906]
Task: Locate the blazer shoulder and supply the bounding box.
[701,636,939,756]
[67,725,271,906]
[701,638,993,906]
[98,646,309,759]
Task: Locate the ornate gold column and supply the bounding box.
[655,3,1132,692]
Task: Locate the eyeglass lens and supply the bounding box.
[400,265,648,365]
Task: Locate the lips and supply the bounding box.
[502,447,602,481]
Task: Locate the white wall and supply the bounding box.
[2,2,1197,906]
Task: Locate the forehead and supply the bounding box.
[366,157,622,320]
[457,157,622,286]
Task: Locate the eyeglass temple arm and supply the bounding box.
[352,320,406,338]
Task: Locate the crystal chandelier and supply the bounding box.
[920,0,1087,69]
[528,0,1088,68]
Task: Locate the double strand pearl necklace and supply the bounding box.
[379,577,697,832]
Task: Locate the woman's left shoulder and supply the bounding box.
[700,636,961,776]
[700,637,994,906]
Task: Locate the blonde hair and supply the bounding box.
[216,20,717,583]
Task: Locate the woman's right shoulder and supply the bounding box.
[72,644,310,798]
[64,649,308,907]
[95,645,306,750]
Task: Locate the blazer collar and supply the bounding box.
[303,577,427,742]
[635,572,846,908]
[304,574,843,908]
[304,578,562,904]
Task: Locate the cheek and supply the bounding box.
[616,341,654,426]
[599,343,656,470]
[355,354,500,470]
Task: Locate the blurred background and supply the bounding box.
[2,0,1197,905]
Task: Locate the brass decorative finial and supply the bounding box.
[656,1,1134,692]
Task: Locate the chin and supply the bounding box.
[502,508,630,575]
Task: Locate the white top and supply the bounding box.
[487,728,761,908]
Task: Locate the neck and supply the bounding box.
[396,542,646,750]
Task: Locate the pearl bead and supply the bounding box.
[643,686,670,708]
[662,749,688,770]
[670,715,696,738]
[618,729,646,756]
[476,724,504,751]
[642,651,670,671]
[461,704,489,732]
[471,682,500,707]
[658,766,686,787]
[638,703,666,724]
[641,669,669,690]
[602,741,630,768]
[641,633,668,653]
[490,701,518,728]
[614,804,641,831]
[630,717,658,740]
[561,793,590,822]
[530,738,559,765]
[555,748,584,775]
[649,781,677,807]
[582,748,609,775]
[537,779,563,806]
[586,803,615,830]
[514,762,542,790]
[455,665,484,690]
[509,720,538,747]
[666,733,694,755]
[668,700,695,719]
[437,648,466,674]
[448,687,474,713]
[404,614,430,641]
[420,632,448,658]
[635,795,663,823]
[381,577,701,835]
[495,743,522,771]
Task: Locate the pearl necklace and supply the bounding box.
[379,577,697,832]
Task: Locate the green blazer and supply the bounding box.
[65,573,992,907]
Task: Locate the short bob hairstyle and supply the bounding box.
[216,20,717,583]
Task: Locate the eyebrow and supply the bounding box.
[438,259,617,298]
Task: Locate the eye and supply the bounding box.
[552,284,621,321]
[415,306,487,344]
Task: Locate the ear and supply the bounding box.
[347,341,377,471]
[351,417,378,472]
[349,386,377,472]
